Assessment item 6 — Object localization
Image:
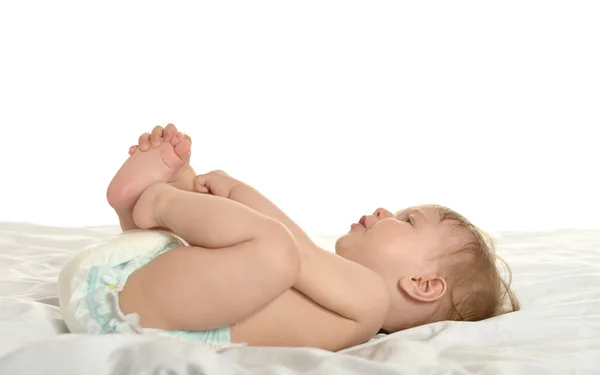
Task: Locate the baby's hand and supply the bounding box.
[193,170,245,198]
[128,123,192,155]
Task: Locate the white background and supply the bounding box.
[0,1,598,235]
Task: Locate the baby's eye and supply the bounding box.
[404,216,414,226]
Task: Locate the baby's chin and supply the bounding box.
[334,233,348,251]
[333,234,353,257]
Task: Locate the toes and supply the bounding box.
[150,125,164,147]
[138,133,151,151]
[170,134,180,146]
[163,123,177,142]
[170,132,184,146]
[128,145,138,155]
[173,138,192,162]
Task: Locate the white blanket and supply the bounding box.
[1,223,599,374]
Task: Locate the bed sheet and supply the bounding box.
[1,222,599,374]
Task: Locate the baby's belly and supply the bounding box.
[231,288,316,347]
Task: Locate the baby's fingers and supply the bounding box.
[193,175,211,193]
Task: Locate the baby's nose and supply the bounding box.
[373,208,393,218]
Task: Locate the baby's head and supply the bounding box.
[335,204,519,332]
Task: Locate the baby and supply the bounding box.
[59,123,519,351]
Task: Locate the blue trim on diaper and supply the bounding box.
[84,239,179,333]
[168,327,231,343]
[84,266,117,333]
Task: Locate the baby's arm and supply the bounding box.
[232,184,390,347]
[194,170,317,250]
[199,173,390,333]
[294,245,390,325]
[229,184,317,250]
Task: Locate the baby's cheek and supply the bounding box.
[377,220,404,236]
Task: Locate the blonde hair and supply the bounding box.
[435,205,520,321]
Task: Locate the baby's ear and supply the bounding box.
[398,275,447,303]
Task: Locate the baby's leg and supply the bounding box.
[119,183,300,331]
[107,133,193,231]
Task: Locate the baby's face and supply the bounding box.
[335,205,447,283]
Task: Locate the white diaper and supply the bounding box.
[58,229,240,350]
[58,229,188,335]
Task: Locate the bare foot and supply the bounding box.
[129,132,197,192]
[107,136,191,215]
